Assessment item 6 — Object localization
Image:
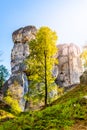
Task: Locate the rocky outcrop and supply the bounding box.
[11,26,37,74]
[2,26,37,111]
[56,43,83,87]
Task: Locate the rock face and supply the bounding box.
[3,26,37,111]
[56,43,83,87]
[11,26,37,74]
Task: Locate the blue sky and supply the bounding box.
[0,0,87,72]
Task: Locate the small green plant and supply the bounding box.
[4,96,21,115]
[3,81,22,115]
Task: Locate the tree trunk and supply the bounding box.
[44,51,47,106]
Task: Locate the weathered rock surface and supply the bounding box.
[11,26,37,74]
[56,43,83,87]
[2,26,37,111]
[12,26,37,44]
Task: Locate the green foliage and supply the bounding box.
[4,96,21,115]
[26,26,58,81]
[0,65,9,89]
[1,84,87,130]
[24,81,45,107]
[81,48,87,69]
[0,110,14,121]
[3,81,22,115]
[25,26,58,106]
[24,81,58,108]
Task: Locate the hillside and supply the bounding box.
[0,83,87,130]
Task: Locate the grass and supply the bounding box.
[0,84,87,130]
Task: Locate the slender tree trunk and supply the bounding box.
[44,51,47,106]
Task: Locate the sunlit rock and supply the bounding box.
[56,43,83,87]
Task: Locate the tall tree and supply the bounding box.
[26,26,58,106]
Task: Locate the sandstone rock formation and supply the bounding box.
[1,26,83,111]
[56,43,83,87]
[11,26,37,74]
[2,26,37,111]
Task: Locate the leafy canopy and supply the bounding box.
[26,26,58,81]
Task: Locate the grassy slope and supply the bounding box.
[0,84,87,130]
